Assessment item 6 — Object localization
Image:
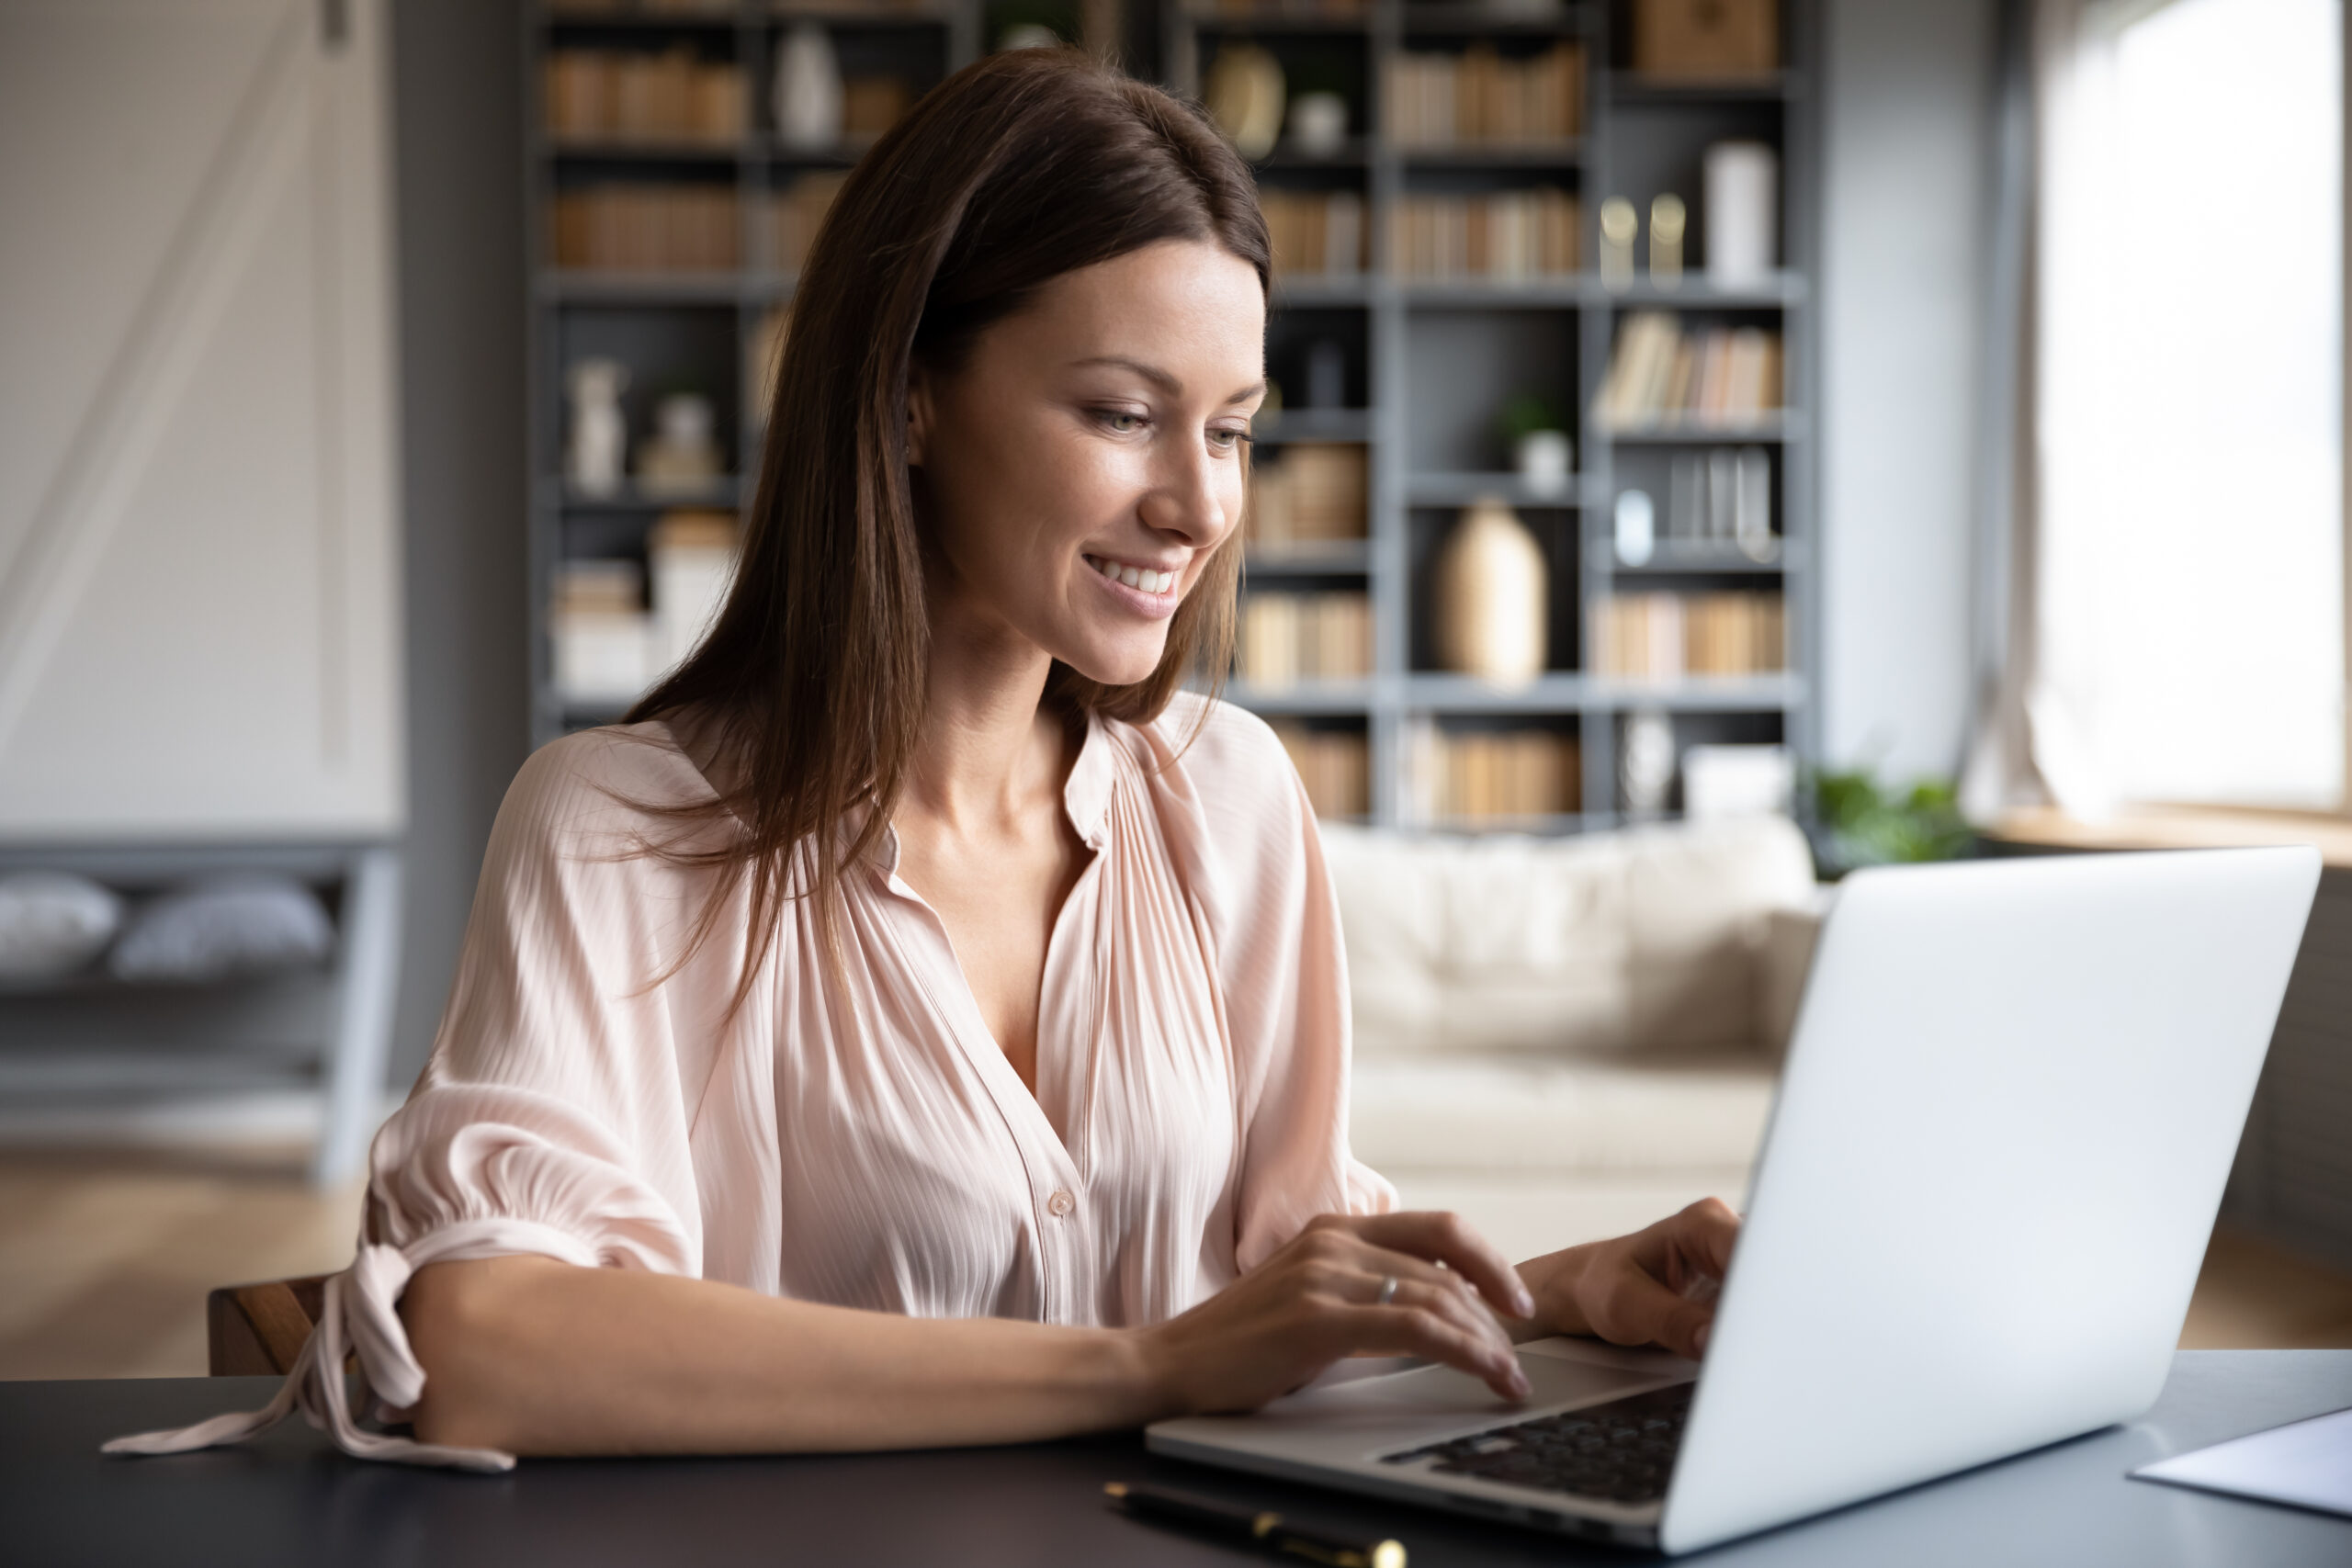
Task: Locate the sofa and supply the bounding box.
[1323,815,1826,1262]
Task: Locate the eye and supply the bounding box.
[1097,410,1147,434]
[1208,427,1252,454]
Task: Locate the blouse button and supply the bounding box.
[1046,1188,1077,1218]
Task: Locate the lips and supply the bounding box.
[1084,554,1180,597]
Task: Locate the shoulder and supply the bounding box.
[1125,692,1316,921]
[1142,691,1302,813]
[492,721,724,868]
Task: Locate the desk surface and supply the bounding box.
[6,1352,2349,1567]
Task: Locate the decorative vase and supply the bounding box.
[775,24,842,152]
[1288,91,1348,157]
[1620,709,1677,815]
[635,392,722,498]
[1433,497,1546,686]
[1704,141,1779,288]
[564,357,629,499]
[1514,429,1572,498]
[1204,44,1284,162]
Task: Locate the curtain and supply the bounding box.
[1964,0,2345,820]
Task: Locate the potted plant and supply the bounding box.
[1807,765,1973,879]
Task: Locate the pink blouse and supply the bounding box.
[107,694,1393,1472]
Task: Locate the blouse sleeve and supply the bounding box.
[1160,699,1397,1272]
[106,730,712,1472]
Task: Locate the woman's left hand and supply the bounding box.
[1510,1198,1740,1361]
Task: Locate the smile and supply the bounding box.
[1084,555,1181,596]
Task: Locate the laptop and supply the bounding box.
[1148,847,2320,1554]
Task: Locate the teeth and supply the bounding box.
[1088,556,1175,594]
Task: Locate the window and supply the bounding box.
[2036,0,2343,808]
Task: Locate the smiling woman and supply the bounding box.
[107,47,1736,1474]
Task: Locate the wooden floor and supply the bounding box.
[2,1147,2348,1380]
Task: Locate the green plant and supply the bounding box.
[1498,393,1568,443]
[1810,765,1972,874]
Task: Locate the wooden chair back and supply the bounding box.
[208,1275,329,1376]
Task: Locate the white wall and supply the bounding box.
[1818,0,1997,783]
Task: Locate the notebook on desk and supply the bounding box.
[2134,1404,2352,1519]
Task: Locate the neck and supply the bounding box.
[904,592,1068,834]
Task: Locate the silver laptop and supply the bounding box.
[1149,847,2319,1554]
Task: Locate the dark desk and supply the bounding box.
[6,1352,2349,1567]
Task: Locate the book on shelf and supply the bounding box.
[1385,43,1585,149]
[1259,189,1366,279]
[1247,443,1366,550]
[552,558,650,705]
[841,76,914,141]
[774,172,850,275]
[1593,312,1781,431]
[1661,446,1774,555]
[1267,721,1370,820]
[1405,722,1580,823]
[1391,189,1579,280]
[545,49,745,146]
[552,185,741,271]
[548,0,737,16]
[1195,0,1369,17]
[1238,592,1372,686]
[552,511,743,705]
[1589,591,1784,679]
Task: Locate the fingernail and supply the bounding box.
[1694,1322,1712,1356]
[1513,1286,1536,1318]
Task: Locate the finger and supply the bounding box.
[1340,1303,1529,1401]
[1350,1212,1536,1319]
[1585,1262,1714,1360]
[1663,1197,1741,1282]
[1367,1269,1516,1363]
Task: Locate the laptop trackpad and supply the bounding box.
[1258,1338,1686,1436]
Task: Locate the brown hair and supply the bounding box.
[623,48,1269,1008]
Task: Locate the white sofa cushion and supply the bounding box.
[1321,816,1818,1058]
[1351,1050,1779,1175]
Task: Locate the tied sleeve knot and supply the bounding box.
[99,1241,517,1475]
[345,1243,424,1412]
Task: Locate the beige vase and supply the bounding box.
[1433,497,1547,685]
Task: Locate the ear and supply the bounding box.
[904,362,933,468]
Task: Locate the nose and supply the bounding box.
[1136,427,1234,549]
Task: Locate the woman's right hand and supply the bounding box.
[1134,1211,1538,1416]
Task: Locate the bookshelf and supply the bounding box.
[1175,0,1815,831]
[524,0,987,750]
[524,0,1817,836]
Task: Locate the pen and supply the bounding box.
[1103,1481,1406,1568]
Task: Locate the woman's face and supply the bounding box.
[907,239,1266,687]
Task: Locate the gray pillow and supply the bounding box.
[0,872,123,981]
[109,875,334,983]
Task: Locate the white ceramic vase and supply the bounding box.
[1433,497,1546,686]
[564,357,629,499]
[775,24,843,152]
[1621,709,1677,815]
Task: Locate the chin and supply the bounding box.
[1059,635,1170,689]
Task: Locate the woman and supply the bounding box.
[112,49,1736,1473]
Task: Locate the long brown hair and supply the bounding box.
[623,48,1270,1008]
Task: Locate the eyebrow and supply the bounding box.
[1071,355,1266,406]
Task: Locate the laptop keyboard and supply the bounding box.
[1377,1382,1693,1506]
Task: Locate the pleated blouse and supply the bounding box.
[107,693,1394,1472]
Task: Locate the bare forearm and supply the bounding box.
[402,1257,1163,1456]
